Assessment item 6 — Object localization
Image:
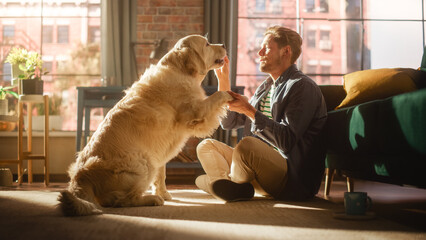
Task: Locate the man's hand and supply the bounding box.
[214,56,231,91]
[227,91,256,120]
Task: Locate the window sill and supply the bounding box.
[0,131,76,137]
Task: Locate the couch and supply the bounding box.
[319,69,426,196]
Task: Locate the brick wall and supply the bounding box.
[136,0,205,164]
[135,0,204,73]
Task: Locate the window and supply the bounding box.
[43,61,53,74]
[255,0,266,12]
[88,26,101,43]
[319,30,330,41]
[306,62,317,75]
[0,1,101,131]
[320,64,331,84]
[305,0,315,13]
[307,30,316,48]
[269,0,282,13]
[319,0,329,13]
[3,25,15,44]
[319,29,331,51]
[305,0,328,13]
[237,0,425,97]
[57,25,69,44]
[2,63,11,81]
[43,25,53,43]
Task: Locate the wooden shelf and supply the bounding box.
[0,95,50,186]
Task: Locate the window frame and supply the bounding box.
[0,1,101,132]
[237,0,426,88]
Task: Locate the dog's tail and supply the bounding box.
[57,190,103,217]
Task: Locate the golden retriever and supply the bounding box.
[58,35,233,216]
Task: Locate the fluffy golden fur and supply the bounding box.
[58,35,233,216]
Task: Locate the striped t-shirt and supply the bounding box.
[259,85,275,119]
[259,85,278,151]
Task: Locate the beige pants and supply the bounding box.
[196,136,288,197]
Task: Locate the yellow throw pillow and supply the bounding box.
[336,68,418,109]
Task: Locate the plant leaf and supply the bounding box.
[7,90,19,98]
[18,64,27,71]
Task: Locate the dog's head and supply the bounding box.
[159,35,227,77]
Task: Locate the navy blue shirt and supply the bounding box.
[221,64,327,200]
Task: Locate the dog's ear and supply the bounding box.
[174,38,189,51]
[158,49,180,69]
[159,47,207,77]
[181,48,207,76]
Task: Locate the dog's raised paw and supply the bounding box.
[221,91,234,102]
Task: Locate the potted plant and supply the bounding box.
[4,48,27,87]
[5,47,47,95]
[0,86,18,115]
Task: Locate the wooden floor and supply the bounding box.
[317,180,426,231]
[2,176,425,231]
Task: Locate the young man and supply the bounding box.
[196,26,328,201]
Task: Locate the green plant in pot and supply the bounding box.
[4,48,27,87]
[5,48,48,95]
[0,86,19,115]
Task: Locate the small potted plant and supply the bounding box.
[0,85,18,115]
[4,48,27,87]
[5,47,47,95]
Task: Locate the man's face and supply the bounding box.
[258,34,282,74]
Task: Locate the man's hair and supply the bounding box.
[264,26,302,63]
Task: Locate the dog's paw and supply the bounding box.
[144,195,165,206]
[157,190,172,201]
[220,91,234,102]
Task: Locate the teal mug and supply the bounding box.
[344,192,372,215]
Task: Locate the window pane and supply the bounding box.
[301,20,363,79]
[3,25,15,44]
[305,0,315,13]
[237,0,424,96]
[366,21,424,69]
[237,18,299,96]
[57,25,69,43]
[306,75,343,85]
[319,0,329,13]
[239,0,295,18]
[306,30,316,48]
[345,0,362,18]
[0,2,42,17]
[301,0,363,19]
[2,63,12,82]
[0,17,42,77]
[0,2,101,131]
[366,0,423,20]
[89,26,101,43]
[236,75,268,98]
[47,76,102,131]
